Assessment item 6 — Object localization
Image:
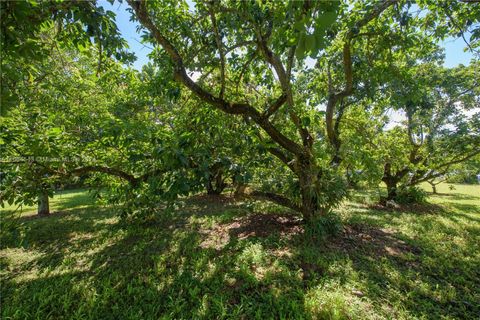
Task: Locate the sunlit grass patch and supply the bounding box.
[305,283,380,320]
[1,188,97,216]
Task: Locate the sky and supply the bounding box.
[101,1,475,71]
[101,1,150,70]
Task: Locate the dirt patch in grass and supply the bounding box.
[199,213,303,249]
[330,224,421,259]
[229,213,303,239]
[198,209,420,261]
[187,194,238,205]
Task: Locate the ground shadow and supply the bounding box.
[429,192,480,201]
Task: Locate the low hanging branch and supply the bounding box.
[69,165,138,185]
[409,150,480,185]
[4,146,165,187]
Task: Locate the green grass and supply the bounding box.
[1,188,97,215]
[1,183,479,319]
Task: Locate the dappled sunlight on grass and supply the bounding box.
[1,184,479,319]
[304,283,381,320]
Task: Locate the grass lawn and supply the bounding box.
[1,188,97,215]
[1,183,479,319]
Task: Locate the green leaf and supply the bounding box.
[301,116,311,127]
[316,11,337,30]
[295,33,306,60]
[47,127,62,136]
[305,34,316,53]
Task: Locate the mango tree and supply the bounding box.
[125,0,414,220]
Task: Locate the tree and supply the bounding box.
[345,62,479,202]
[1,0,134,115]
[446,154,480,184]
[1,42,250,216]
[1,29,141,215]
[123,0,420,220]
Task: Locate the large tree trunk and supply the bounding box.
[206,163,226,195]
[296,156,325,221]
[385,180,398,201]
[382,163,400,202]
[37,189,50,215]
[426,180,438,194]
[300,189,319,222]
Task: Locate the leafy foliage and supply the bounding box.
[394,186,428,205]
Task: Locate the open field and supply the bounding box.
[1,183,479,319]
